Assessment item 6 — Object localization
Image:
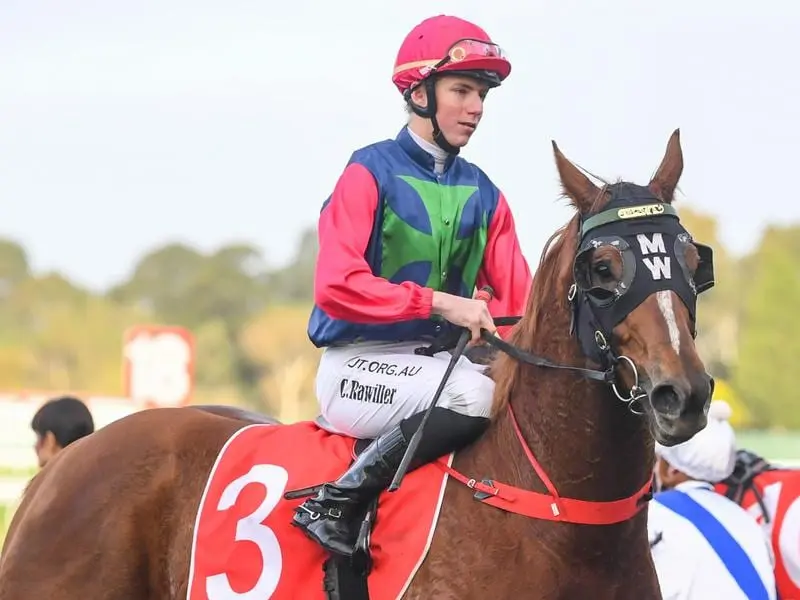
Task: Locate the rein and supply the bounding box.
[418,316,614,383]
[418,315,645,407]
[480,322,612,382]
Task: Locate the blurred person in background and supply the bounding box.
[648,400,777,600]
[30,395,95,468]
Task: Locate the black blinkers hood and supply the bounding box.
[570,182,715,366]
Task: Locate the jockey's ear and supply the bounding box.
[409,84,429,111]
[648,128,683,203]
[551,140,602,215]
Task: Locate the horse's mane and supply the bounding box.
[489,183,611,417]
[488,214,580,416]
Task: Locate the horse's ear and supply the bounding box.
[648,129,683,203]
[552,140,602,215]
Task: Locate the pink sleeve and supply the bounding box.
[476,192,533,339]
[314,162,434,323]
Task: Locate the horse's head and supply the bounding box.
[553,130,714,446]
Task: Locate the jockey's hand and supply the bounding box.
[432,291,497,344]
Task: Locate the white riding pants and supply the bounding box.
[315,341,495,439]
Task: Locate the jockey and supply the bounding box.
[649,400,777,599]
[292,14,532,559]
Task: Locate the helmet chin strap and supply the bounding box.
[404,77,461,156]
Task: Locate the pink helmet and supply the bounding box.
[392,15,512,96]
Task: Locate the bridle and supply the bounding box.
[418,185,716,415]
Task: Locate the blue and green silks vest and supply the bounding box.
[307,127,502,347]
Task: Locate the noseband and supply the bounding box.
[420,184,715,414]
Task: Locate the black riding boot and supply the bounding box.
[291,407,489,558]
[291,424,408,558]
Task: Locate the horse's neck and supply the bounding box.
[482,298,653,504]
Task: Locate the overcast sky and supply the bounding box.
[2,0,798,291]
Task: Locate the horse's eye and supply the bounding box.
[593,262,613,279]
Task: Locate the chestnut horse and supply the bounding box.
[0,130,715,600]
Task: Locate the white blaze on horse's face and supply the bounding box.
[628,236,711,446]
[656,291,681,355]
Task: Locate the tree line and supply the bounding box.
[0,207,796,428]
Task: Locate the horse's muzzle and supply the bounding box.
[649,373,714,444]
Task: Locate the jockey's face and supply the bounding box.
[409,74,488,148]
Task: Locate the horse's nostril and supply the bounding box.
[651,383,685,417]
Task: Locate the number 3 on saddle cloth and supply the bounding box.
[187,420,453,600]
